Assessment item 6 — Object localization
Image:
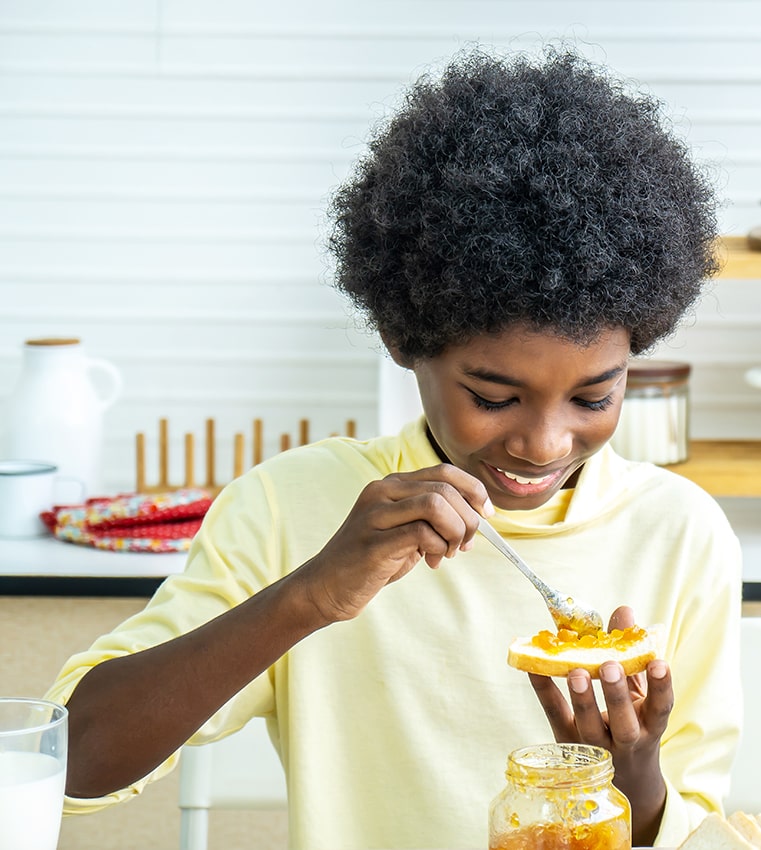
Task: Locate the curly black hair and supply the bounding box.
[328,47,719,361]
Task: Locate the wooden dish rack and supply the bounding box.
[136,417,357,497]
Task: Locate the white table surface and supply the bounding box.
[0,533,187,578]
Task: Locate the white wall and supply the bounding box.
[0,0,759,492]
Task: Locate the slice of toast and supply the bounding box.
[507,624,663,679]
[677,813,754,849]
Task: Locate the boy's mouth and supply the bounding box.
[496,468,553,485]
[486,463,567,497]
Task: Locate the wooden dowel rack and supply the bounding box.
[135,416,357,496]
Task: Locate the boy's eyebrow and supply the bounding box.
[463,364,628,388]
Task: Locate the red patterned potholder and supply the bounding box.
[41,489,213,553]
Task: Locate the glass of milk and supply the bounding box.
[0,698,68,850]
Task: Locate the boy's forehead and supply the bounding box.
[442,326,631,380]
[448,324,631,359]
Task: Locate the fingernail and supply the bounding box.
[460,538,474,552]
[483,498,495,517]
[568,671,589,694]
[649,660,667,679]
[600,663,622,683]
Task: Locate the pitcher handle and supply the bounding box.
[54,475,87,505]
[86,357,123,410]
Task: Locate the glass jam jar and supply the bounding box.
[609,359,691,465]
[488,743,631,850]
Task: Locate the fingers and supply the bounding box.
[608,605,635,631]
[639,660,673,737]
[527,605,674,765]
[626,667,648,701]
[601,608,671,741]
[314,463,491,610]
[566,669,609,745]
[596,659,673,746]
[598,662,641,745]
[382,465,493,520]
[382,492,473,560]
[528,673,578,742]
[366,465,493,561]
[530,666,631,748]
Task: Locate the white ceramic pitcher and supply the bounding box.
[4,338,123,498]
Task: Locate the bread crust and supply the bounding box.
[728,812,761,847]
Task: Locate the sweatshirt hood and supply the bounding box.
[391,416,656,536]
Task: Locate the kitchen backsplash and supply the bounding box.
[0,0,758,492]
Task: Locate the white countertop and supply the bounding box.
[0,533,187,578]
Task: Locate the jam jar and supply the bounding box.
[489,743,631,850]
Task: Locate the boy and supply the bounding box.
[47,48,741,848]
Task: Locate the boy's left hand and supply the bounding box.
[527,605,673,846]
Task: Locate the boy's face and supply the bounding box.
[413,324,631,511]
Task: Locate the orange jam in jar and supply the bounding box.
[489,744,631,850]
[531,626,646,655]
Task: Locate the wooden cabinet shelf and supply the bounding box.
[664,440,761,497]
[718,236,761,279]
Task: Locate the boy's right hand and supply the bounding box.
[297,463,493,624]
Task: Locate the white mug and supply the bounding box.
[0,460,83,538]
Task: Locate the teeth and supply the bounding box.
[497,468,551,485]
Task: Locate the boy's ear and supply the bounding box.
[380,334,413,369]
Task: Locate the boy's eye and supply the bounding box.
[470,390,616,412]
[470,392,517,411]
[575,395,615,412]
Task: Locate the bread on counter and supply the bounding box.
[677,812,761,849]
[728,812,761,847]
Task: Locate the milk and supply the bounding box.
[0,751,66,850]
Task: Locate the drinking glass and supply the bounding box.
[0,697,68,850]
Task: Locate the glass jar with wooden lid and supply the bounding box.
[609,359,691,465]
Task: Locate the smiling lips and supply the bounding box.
[498,468,552,485]
[490,464,566,496]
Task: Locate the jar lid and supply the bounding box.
[626,359,691,384]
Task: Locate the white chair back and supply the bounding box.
[726,615,761,814]
[178,716,287,850]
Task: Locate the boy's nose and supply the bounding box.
[504,418,573,467]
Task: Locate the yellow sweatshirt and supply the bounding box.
[47,417,742,849]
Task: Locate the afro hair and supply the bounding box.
[328,47,719,361]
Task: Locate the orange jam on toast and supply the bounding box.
[530,625,647,655]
